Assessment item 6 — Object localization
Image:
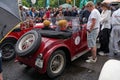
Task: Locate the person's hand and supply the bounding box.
[0,73,3,80]
[83,24,87,27]
[87,29,91,33]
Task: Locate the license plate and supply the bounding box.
[35,58,43,68]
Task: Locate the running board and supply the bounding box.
[71,49,90,61]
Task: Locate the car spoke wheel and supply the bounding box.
[47,50,66,78]
[0,39,16,61]
[2,44,14,58]
[50,54,64,74]
[18,34,35,51]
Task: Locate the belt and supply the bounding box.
[87,27,98,33]
[112,24,120,26]
[93,27,98,30]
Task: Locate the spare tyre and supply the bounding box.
[15,29,41,57]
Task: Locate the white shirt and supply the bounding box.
[112,8,120,26]
[87,9,101,30]
[32,12,35,18]
[101,10,111,30]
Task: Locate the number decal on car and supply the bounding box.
[74,36,80,45]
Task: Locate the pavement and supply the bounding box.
[2,52,120,80]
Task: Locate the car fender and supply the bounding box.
[5,29,30,40]
[6,33,19,40]
[41,43,71,73]
[0,32,20,43]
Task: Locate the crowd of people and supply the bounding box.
[83,1,120,63]
[19,5,78,22]
[85,1,120,63]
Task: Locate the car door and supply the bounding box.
[71,24,88,56]
[71,27,82,54]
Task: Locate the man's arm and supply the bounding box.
[88,18,96,32]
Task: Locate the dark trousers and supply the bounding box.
[99,28,111,53]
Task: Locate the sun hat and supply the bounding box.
[43,20,51,27]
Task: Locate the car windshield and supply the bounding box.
[49,17,80,32]
[50,17,80,26]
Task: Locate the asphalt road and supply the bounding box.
[2,52,120,80]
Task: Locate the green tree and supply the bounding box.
[37,0,44,7]
[50,0,58,7]
[22,0,30,7]
[21,0,104,8]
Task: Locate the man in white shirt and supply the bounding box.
[85,1,101,63]
[109,3,120,57]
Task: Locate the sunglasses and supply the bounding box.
[86,5,91,7]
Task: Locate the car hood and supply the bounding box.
[0,0,21,41]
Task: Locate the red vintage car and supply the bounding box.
[0,21,44,60]
[15,18,89,78]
